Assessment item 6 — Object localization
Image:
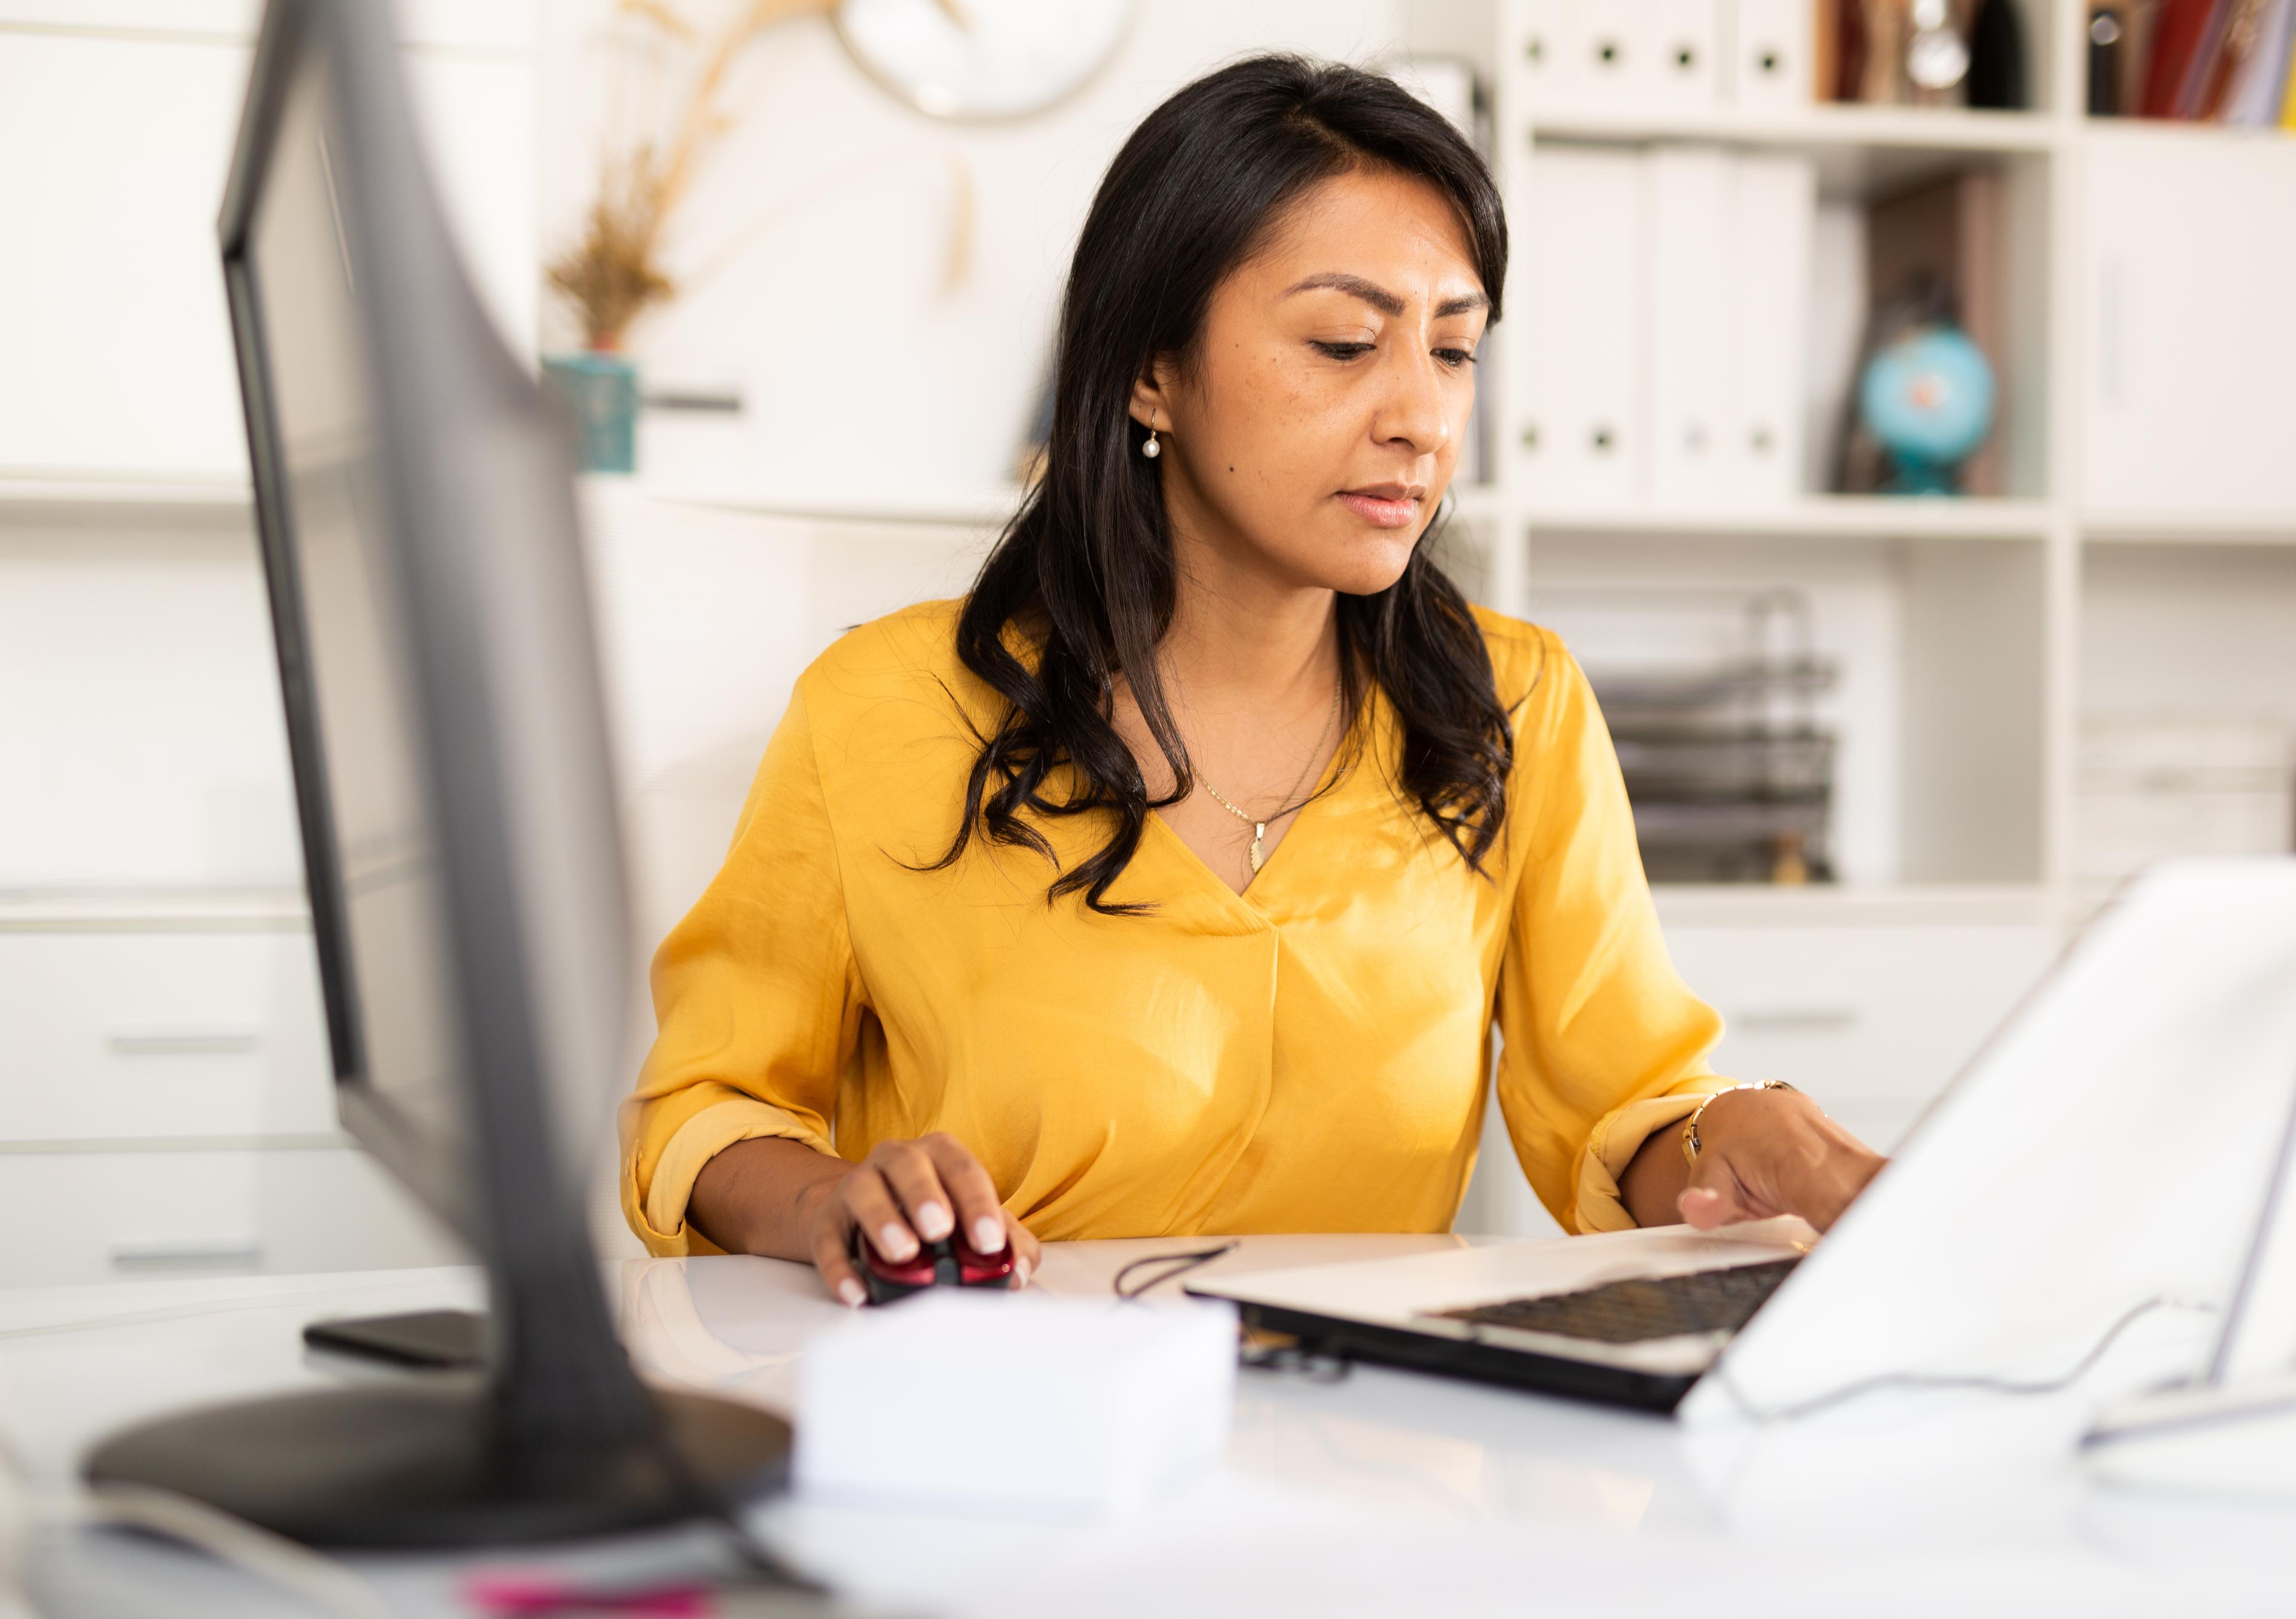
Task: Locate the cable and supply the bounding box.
[1110,1246,1354,1382]
[1112,1242,1239,1302]
[1711,1295,2207,1426]
[56,1482,392,1619]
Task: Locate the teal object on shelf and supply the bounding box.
[1859,325,1995,496]
[542,351,639,474]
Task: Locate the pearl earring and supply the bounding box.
[1142,423,1161,459]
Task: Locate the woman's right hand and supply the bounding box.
[797,1132,1040,1309]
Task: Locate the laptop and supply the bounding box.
[1191,859,2296,1417]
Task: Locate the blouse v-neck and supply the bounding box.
[1146,693,1367,911]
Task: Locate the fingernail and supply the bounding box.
[915,1202,952,1242]
[1015,1256,1032,1287]
[878,1224,917,1261]
[837,1278,866,1309]
[973,1216,1006,1254]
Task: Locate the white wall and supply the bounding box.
[0,0,539,484]
[539,0,1403,500]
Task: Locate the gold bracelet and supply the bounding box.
[1680,1081,1796,1168]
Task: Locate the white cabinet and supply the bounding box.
[0,894,469,1284]
[1665,920,2065,1151]
[0,1144,464,1286]
[0,520,300,893]
[2081,130,2296,519]
[0,32,254,478]
[0,931,334,1141]
[0,8,536,481]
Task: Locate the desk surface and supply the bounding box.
[2,1237,2287,1618]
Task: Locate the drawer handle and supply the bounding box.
[1727,1006,1863,1032]
[110,1240,265,1273]
[107,1029,262,1056]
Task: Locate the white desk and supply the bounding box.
[2,1237,2288,1617]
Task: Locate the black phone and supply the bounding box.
[301,1309,489,1370]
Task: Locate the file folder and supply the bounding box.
[1571,0,1651,105]
[1645,144,1730,504]
[1654,0,1725,107]
[1730,0,1817,109]
[1512,0,1567,103]
[1516,144,1645,506]
[1721,153,1815,504]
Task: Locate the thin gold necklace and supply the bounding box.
[1198,681,1345,876]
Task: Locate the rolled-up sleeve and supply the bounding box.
[1491,636,1733,1235]
[620,684,868,1255]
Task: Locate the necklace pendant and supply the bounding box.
[1249,824,1267,874]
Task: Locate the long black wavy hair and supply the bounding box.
[936,54,1516,914]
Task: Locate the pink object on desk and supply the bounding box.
[462,1571,715,1615]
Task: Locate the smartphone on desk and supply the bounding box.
[302,1309,489,1370]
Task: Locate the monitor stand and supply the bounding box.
[83,1375,792,1548]
[82,1246,792,1548]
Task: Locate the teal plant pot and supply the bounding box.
[542,351,639,474]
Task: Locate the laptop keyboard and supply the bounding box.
[1433,1257,1803,1345]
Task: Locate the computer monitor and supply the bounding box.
[82,0,789,1548]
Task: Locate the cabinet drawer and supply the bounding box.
[0,1144,463,1287]
[1663,923,2065,1145]
[0,930,335,1140]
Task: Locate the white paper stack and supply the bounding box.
[793,1291,1238,1520]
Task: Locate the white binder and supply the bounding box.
[1546,0,1659,108]
[1510,0,1567,105]
[1728,0,1815,111]
[1515,145,1645,508]
[1651,0,1723,109]
[1721,153,1815,504]
[1644,144,1729,505]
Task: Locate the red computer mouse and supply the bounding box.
[850,1225,1018,1304]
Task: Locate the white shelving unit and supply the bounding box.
[1416,0,2296,1228]
[0,0,536,1283]
[1397,0,2296,915]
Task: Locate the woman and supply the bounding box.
[622,56,1883,1306]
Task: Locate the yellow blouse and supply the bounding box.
[622,599,1735,1253]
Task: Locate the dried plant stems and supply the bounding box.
[548,0,839,348]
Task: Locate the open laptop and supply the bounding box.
[1192,859,2296,1417]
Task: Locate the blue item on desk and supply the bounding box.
[541,350,640,474]
[1859,324,1996,495]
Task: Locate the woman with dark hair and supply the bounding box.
[622,54,1882,1303]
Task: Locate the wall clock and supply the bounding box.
[834,0,1134,121]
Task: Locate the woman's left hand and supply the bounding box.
[1622,1086,1886,1234]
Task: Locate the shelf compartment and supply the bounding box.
[1526,530,2049,889]
[1525,104,2058,152]
[1523,106,2058,200]
[1519,496,2050,542]
[2080,513,2296,547]
[0,472,254,514]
